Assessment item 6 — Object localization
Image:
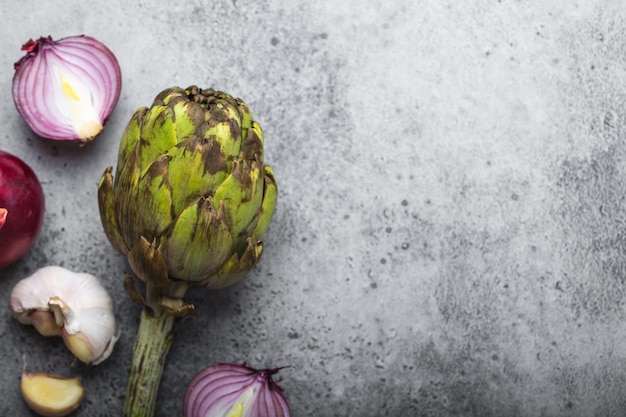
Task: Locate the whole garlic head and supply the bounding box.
[10,266,119,365]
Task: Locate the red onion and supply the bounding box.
[184,363,291,417]
[12,35,121,143]
[0,150,45,268]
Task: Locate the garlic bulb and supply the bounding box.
[10,266,119,365]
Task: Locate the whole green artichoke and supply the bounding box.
[98,86,278,417]
[98,86,277,293]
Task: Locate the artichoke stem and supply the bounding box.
[124,301,176,417]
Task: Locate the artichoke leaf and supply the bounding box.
[251,121,264,147]
[159,296,195,317]
[128,237,170,287]
[203,121,240,160]
[124,273,147,306]
[138,105,179,175]
[163,197,234,282]
[201,98,246,159]
[114,131,141,191]
[154,86,184,104]
[97,167,128,255]
[235,98,253,133]
[200,238,263,289]
[167,136,228,215]
[126,155,174,245]
[114,140,143,249]
[251,165,278,243]
[173,100,206,138]
[239,124,264,164]
[116,108,146,175]
[212,158,264,244]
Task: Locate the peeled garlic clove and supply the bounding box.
[10,266,119,364]
[21,370,85,417]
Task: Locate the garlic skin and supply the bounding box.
[10,266,119,365]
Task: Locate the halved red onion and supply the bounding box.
[12,35,121,143]
[184,363,291,417]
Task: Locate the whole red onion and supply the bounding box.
[0,150,44,268]
[184,363,291,417]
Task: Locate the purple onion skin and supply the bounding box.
[0,150,44,268]
[184,363,291,417]
[12,35,121,143]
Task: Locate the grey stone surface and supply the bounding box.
[1,0,626,415]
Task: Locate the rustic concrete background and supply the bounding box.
[1,0,626,416]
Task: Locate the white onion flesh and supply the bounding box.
[184,363,291,417]
[12,35,121,142]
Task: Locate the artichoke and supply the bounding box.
[97,86,277,417]
[99,85,276,292]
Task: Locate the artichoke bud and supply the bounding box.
[98,85,278,294]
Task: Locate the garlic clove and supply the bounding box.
[62,330,120,366]
[21,370,85,417]
[29,310,63,337]
[62,333,93,365]
[10,266,119,364]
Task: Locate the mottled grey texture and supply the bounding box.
[1,0,626,416]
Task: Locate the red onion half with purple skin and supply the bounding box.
[0,150,44,268]
[184,363,291,417]
[12,35,121,143]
